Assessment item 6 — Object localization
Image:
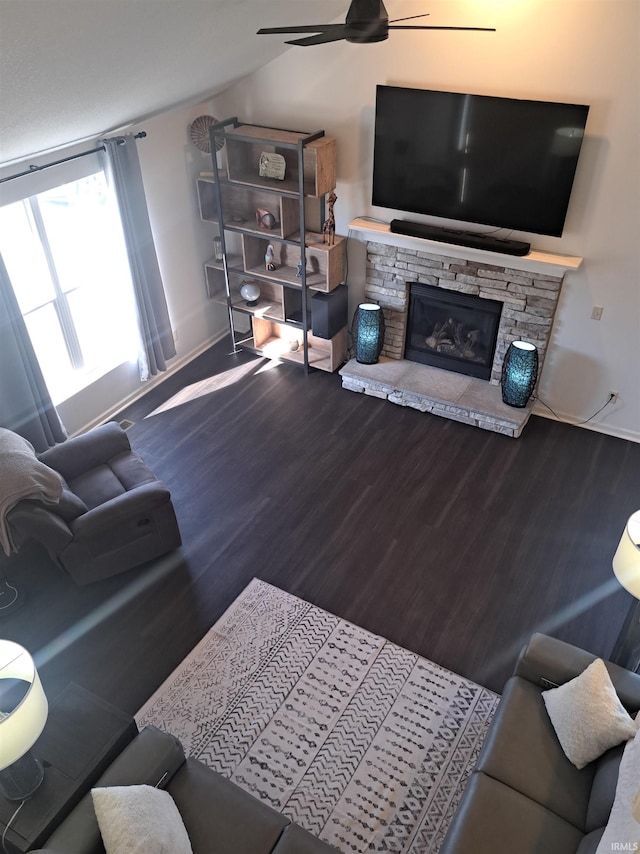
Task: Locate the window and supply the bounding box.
[0,170,140,404]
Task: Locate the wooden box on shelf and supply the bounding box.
[221,184,299,239]
[225,126,336,198]
[204,253,244,301]
[241,233,344,292]
[231,280,285,321]
[197,178,218,223]
[252,318,347,373]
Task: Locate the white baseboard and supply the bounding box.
[533,405,640,444]
[71,331,227,437]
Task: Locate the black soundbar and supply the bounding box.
[389,219,531,257]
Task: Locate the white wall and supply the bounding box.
[208,0,640,442]
[56,101,228,434]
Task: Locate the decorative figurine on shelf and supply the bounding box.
[259,151,286,181]
[265,243,276,271]
[256,208,277,230]
[322,191,337,246]
[296,257,305,278]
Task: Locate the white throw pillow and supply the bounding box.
[542,658,637,769]
[596,712,640,853]
[91,785,193,854]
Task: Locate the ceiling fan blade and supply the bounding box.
[286,29,350,46]
[257,24,344,35]
[389,25,496,32]
[388,13,430,23]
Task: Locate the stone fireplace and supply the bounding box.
[366,240,564,383]
[340,220,582,437]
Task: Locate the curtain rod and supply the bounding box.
[0,131,147,185]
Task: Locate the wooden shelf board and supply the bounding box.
[290,233,345,252]
[224,176,300,198]
[230,294,284,321]
[204,253,244,271]
[249,335,335,372]
[225,125,318,146]
[224,223,298,241]
[244,262,326,290]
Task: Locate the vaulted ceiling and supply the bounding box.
[0,0,345,164]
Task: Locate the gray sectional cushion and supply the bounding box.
[476,676,596,830]
[274,823,336,852]
[440,771,584,854]
[576,829,605,854]
[167,758,289,854]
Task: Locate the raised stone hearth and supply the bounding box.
[341,220,583,436]
[340,358,533,437]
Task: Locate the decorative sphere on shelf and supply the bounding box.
[240,280,261,307]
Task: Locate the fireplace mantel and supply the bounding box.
[348,218,583,277]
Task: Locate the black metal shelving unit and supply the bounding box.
[203,118,344,373]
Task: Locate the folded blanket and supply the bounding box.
[0,428,63,555]
[596,711,640,853]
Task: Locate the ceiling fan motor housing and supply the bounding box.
[346,0,390,42]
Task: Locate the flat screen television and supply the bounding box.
[372,86,589,239]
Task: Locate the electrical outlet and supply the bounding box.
[609,390,619,404]
[172,328,179,342]
[591,305,604,320]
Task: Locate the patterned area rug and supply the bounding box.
[136,579,499,852]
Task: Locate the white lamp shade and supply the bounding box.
[0,641,48,769]
[613,510,640,599]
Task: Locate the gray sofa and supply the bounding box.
[440,633,640,854]
[6,422,181,584]
[37,725,335,853]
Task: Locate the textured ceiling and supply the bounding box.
[0,0,346,164]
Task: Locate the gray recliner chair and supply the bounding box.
[6,422,181,584]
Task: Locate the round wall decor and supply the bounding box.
[189,116,225,154]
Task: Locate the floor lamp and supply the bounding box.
[610,510,640,672]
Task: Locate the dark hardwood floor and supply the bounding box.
[3,339,639,714]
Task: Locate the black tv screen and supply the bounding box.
[372,86,589,237]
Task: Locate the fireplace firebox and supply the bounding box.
[405,283,502,380]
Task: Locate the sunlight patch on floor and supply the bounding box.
[255,359,283,374]
[145,359,264,417]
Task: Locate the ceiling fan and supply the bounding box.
[257,0,495,47]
